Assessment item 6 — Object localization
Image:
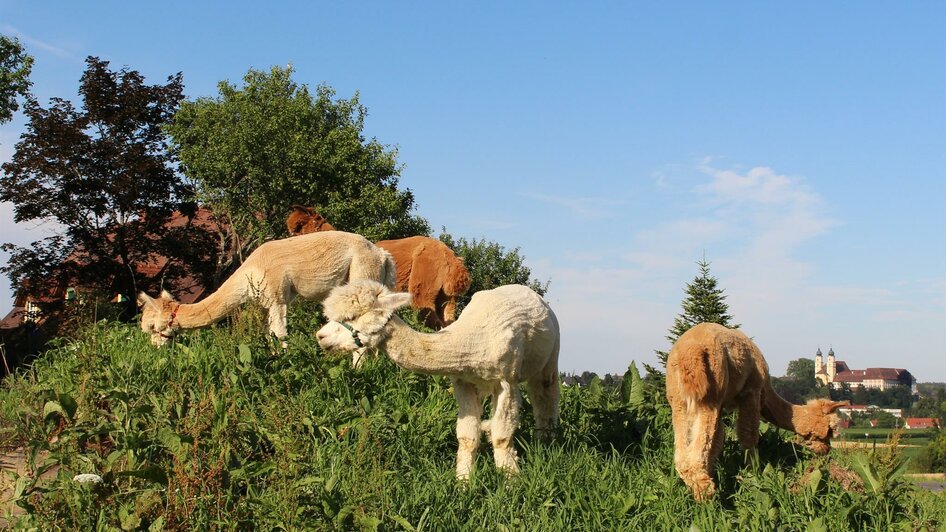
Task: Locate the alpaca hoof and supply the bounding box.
[535,427,557,443]
[494,449,520,476]
[455,465,473,481]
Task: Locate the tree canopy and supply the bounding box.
[0,57,213,306]
[166,66,429,258]
[770,358,828,404]
[0,35,33,124]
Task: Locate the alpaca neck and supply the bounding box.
[173,276,249,329]
[761,380,807,435]
[378,316,466,376]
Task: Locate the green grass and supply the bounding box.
[1,316,944,530]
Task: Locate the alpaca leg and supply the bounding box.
[736,392,762,459]
[526,358,560,442]
[453,380,483,480]
[682,406,722,501]
[489,380,521,475]
[409,280,442,330]
[669,398,691,484]
[441,294,458,325]
[267,304,289,348]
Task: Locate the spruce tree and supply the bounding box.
[656,257,739,367]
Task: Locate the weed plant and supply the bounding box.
[1,312,944,530]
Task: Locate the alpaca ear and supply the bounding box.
[137,292,155,309]
[823,400,850,414]
[160,289,174,300]
[378,292,412,310]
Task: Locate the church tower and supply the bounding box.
[815,347,823,375]
[827,347,837,381]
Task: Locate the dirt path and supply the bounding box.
[0,449,56,528]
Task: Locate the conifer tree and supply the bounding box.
[656,257,739,367]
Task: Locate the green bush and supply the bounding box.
[917,431,946,474]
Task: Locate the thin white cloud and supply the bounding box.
[520,191,624,219]
[2,25,76,59]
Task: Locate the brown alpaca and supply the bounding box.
[285,206,471,329]
[374,236,471,329]
[666,322,848,501]
[286,205,335,236]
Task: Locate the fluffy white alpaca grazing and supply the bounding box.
[317,280,561,479]
[138,231,396,358]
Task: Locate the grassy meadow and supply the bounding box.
[1,307,944,530]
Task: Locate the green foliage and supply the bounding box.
[786,358,816,383]
[167,65,429,251]
[917,431,946,474]
[830,384,916,409]
[908,387,946,419]
[620,361,645,407]
[0,318,944,530]
[438,231,548,314]
[771,358,830,404]
[849,410,901,429]
[0,34,33,124]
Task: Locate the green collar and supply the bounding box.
[338,321,364,348]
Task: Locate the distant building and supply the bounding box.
[0,208,222,374]
[837,405,903,418]
[813,347,916,392]
[903,418,940,429]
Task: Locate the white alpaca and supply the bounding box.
[138,231,396,358]
[316,280,561,479]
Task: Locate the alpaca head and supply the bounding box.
[794,399,850,454]
[316,280,412,354]
[137,290,180,346]
[287,205,335,236]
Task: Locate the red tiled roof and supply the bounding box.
[904,418,940,429]
[833,368,910,383]
[0,307,27,330]
[4,208,222,328]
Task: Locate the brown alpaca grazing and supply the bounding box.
[373,236,471,329]
[666,322,848,501]
[285,207,472,329]
[286,205,335,236]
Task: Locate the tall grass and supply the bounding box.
[1,313,944,530]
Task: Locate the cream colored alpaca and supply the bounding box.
[138,231,396,355]
[666,322,848,501]
[316,280,560,479]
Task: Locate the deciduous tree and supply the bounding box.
[0,35,33,124]
[0,57,212,307]
[167,66,429,281]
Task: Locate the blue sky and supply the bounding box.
[2,2,944,380]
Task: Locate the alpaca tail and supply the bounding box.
[442,257,471,296]
[671,342,719,407]
[380,249,398,289]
